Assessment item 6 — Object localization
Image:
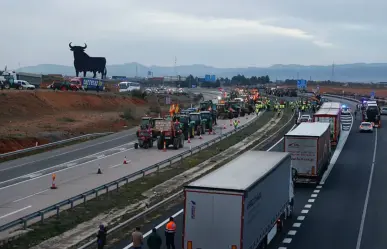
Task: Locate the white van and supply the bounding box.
[118,82,141,92]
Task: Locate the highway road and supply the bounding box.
[0,91,219,183]
[114,96,359,249]
[111,118,292,249]
[0,110,257,227]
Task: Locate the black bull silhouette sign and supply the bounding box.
[69,42,107,79]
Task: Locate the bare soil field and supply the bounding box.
[0,91,195,153]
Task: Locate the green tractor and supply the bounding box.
[137,116,164,139]
[226,101,240,118]
[200,111,213,132]
[173,114,195,139]
[189,112,205,135]
[217,103,234,119]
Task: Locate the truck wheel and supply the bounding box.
[144,143,149,149]
[173,138,179,150]
[4,83,10,89]
[61,86,67,91]
[134,143,139,149]
[179,135,184,148]
[18,86,23,90]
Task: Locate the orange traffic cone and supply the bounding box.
[163,141,167,152]
[123,156,128,164]
[188,137,191,143]
[223,124,226,129]
[50,173,57,189]
[230,120,232,126]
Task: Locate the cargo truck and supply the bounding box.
[284,122,331,184]
[313,107,341,146]
[183,151,294,249]
[319,102,341,110]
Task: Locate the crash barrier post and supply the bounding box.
[0,116,259,233]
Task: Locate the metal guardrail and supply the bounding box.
[0,116,256,233]
[0,132,114,159]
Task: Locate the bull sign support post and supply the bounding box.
[69,42,107,79]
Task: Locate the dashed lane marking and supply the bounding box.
[301,209,309,214]
[297,216,305,221]
[308,199,315,203]
[313,190,320,193]
[278,247,287,249]
[304,204,312,208]
[293,223,302,228]
[283,238,292,243]
[288,230,297,236]
[311,194,318,197]
[316,185,323,188]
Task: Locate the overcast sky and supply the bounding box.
[1,0,386,69]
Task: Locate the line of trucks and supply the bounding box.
[181,101,348,249]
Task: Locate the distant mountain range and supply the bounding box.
[16,62,387,83]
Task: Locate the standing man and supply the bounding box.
[147,228,162,249]
[165,217,176,249]
[132,226,144,249]
[96,224,107,249]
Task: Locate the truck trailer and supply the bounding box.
[319,102,341,110]
[284,122,331,184]
[182,151,294,249]
[313,107,341,146]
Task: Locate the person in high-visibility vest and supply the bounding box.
[233,119,238,129]
[165,217,176,249]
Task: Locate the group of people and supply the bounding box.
[97,217,177,249]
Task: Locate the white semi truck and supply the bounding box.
[284,122,331,184]
[182,151,294,249]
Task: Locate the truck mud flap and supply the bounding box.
[294,175,320,185]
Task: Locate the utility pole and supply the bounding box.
[135,64,138,77]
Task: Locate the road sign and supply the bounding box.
[371,91,375,99]
[297,79,307,89]
[204,74,216,82]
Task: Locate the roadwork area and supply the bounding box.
[0,91,196,154]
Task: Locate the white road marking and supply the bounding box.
[121,120,287,249]
[109,162,130,169]
[320,112,353,184]
[313,190,320,193]
[311,194,318,198]
[0,147,135,191]
[267,124,297,151]
[122,209,184,249]
[304,204,312,208]
[0,137,136,172]
[356,128,378,249]
[97,155,105,159]
[293,223,301,228]
[0,205,31,219]
[297,216,305,221]
[12,189,49,203]
[278,247,287,249]
[66,162,77,167]
[301,209,309,214]
[308,199,315,203]
[283,238,292,243]
[288,230,297,236]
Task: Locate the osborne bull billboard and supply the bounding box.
[69,42,107,79]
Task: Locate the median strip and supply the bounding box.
[1,111,277,249]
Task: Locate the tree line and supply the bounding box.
[180,74,271,88]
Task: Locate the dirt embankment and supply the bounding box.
[0,91,194,154]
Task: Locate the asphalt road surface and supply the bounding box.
[0,111,257,226]
[0,91,218,183]
[114,96,359,249]
[112,119,291,249]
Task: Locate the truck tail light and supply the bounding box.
[231,245,237,249]
[187,241,192,249]
[311,166,316,175]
